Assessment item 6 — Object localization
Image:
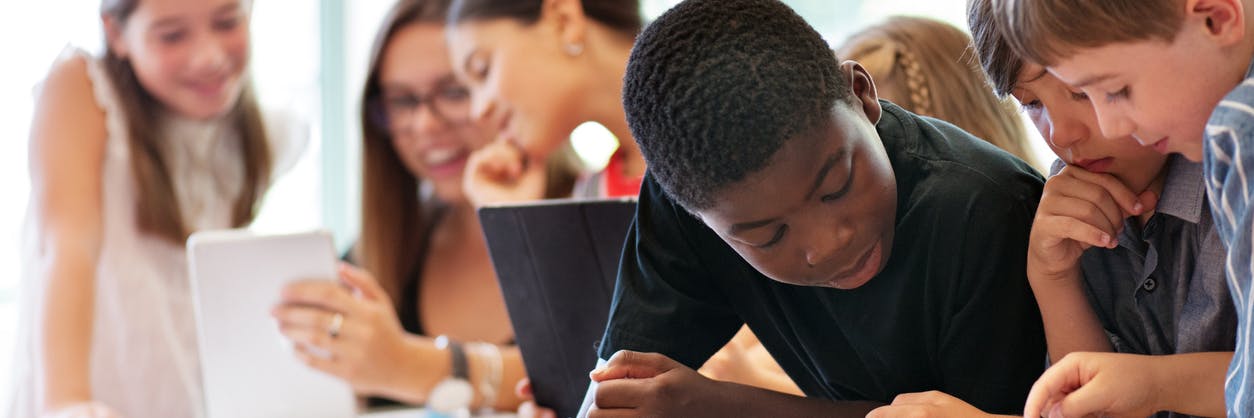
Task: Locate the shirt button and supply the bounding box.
[1142,278,1158,292]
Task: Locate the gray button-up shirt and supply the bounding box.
[1056,155,1235,417]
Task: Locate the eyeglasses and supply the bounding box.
[372,83,472,131]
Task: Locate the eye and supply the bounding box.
[439,85,471,102]
[756,225,788,249]
[213,16,240,31]
[1020,99,1043,112]
[1067,90,1089,101]
[159,30,187,44]
[820,162,855,203]
[1104,86,1129,103]
[384,94,421,111]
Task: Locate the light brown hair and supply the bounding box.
[101,0,272,244]
[838,16,1038,168]
[357,0,581,301]
[995,0,1183,66]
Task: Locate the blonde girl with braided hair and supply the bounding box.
[838,16,1042,173]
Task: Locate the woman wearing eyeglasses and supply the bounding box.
[268,0,580,413]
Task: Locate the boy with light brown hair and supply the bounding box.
[990,0,1254,417]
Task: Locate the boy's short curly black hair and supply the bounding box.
[623,0,852,211]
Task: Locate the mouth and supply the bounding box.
[186,77,230,98]
[422,147,469,178]
[1072,157,1114,174]
[824,240,882,289]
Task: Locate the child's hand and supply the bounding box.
[588,350,728,417]
[1024,352,1163,418]
[1027,166,1156,282]
[865,391,1008,418]
[462,139,548,207]
[271,263,413,399]
[514,378,557,418]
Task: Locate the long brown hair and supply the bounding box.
[101,0,272,244]
[838,16,1038,170]
[356,0,580,302]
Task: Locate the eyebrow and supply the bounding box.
[1068,73,1117,89]
[1023,68,1049,84]
[726,150,845,235]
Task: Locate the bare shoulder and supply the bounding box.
[31,52,109,166]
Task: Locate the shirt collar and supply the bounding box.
[1155,154,1206,224]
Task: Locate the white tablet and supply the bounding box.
[187,229,356,418]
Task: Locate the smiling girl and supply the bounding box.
[10,0,302,417]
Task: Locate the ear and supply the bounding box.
[541,0,589,55]
[841,60,882,124]
[102,14,129,58]
[1190,0,1245,46]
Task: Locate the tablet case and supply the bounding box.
[478,199,637,418]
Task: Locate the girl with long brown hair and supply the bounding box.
[269,0,578,412]
[11,0,302,417]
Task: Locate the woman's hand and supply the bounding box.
[271,263,415,398]
[462,140,548,207]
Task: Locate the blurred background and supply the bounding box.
[0,0,1050,402]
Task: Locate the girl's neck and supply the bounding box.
[583,31,645,178]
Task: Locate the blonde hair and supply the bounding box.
[838,16,1038,169]
[995,0,1182,66]
[101,0,271,244]
[356,0,581,301]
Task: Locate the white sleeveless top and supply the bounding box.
[7,48,305,418]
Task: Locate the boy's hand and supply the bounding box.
[865,391,1008,418]
[588,350,729,418]
[1023,352,1163,418]
[1027,166,1156,282]
[463,139,548,207]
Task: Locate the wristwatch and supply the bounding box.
[428,335,474,414]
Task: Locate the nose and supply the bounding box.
[409,103,444,137]
[1091,102,1136,142]
[1045,108,1089,149]
[804,220,854,268]
[190,34,229,75]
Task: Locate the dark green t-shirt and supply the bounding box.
[598,103,1046,414]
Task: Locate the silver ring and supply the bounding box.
[327,313,344,339]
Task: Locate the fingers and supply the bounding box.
[292,339,341,376]
[516,377,533,399]
[271,305,340,333]
[1057,166,1146,217]
[593,378,655,410]
[590,350,680,382]
[467,140,527,183]
[279,280,355,313]
[1023,361,1083,418]
[279,324,341,356]
[337,263,388,302]
[517,401,557,418]
[1041,179,1125,241]
[1034,214,1115,250]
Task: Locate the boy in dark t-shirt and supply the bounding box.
[578,0,1048,416]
